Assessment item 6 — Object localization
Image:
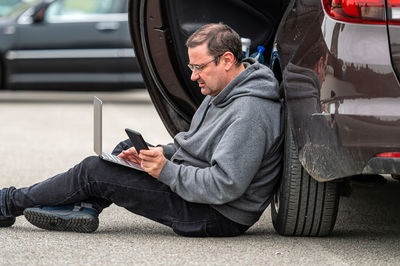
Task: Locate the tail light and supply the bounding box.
[323,0,400,24]
[388,0,400,24]
[375,152,400,158]
[322,0,386,24]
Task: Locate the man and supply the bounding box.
[0,23,283,237]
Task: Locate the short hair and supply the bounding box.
[298,41,329,69]
[296,31,329,69]
[186,23,242,66]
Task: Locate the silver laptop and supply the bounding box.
[94,96,144,171]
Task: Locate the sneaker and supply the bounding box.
[0,189,16,227]
[0,215,16,227]
[23,202,99,233]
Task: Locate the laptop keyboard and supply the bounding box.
[102,152,143,170]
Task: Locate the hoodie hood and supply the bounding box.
[211,58,281,107]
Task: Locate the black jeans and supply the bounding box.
[1,139,249,237]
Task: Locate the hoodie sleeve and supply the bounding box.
[160,143,178,160]
[157,119,268,205]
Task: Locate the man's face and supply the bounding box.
[188,43,226,97]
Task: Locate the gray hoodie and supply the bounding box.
[158,58,283,226]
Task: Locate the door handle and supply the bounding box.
[96,22,120,31]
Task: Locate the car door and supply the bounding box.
[128,0,287,135]
[6,0,140,89]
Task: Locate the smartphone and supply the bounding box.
[125,128,149,154]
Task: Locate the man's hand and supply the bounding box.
[139,147,166,178]
[118,147,141,164]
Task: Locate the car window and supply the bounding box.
[44,0,127,22]
[0,0,21,16]
[0,0,39,17]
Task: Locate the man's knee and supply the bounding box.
[112,139,132,155]
[79,156,104,176]
[80,156,122,182]
[81,156,101,167]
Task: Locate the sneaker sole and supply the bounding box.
[0,216,16,227]
[23,208,99,233]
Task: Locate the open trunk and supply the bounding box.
[128,0,287,135]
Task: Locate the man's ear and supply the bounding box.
[221,52,235,70]
[316,56,324,74]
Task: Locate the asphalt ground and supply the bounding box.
[0,90,399,265]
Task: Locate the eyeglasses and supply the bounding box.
[187,54,223,73]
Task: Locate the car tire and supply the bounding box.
[271,113,340,237]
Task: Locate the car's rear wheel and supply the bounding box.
[271,114,340,237]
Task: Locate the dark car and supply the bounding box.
[128,0,400,236]
[0,0,144,90]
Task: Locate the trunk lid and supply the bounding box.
[128,0,285,135]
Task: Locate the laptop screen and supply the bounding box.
[94,96,102,155]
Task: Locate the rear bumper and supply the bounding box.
[363,157,400,175]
